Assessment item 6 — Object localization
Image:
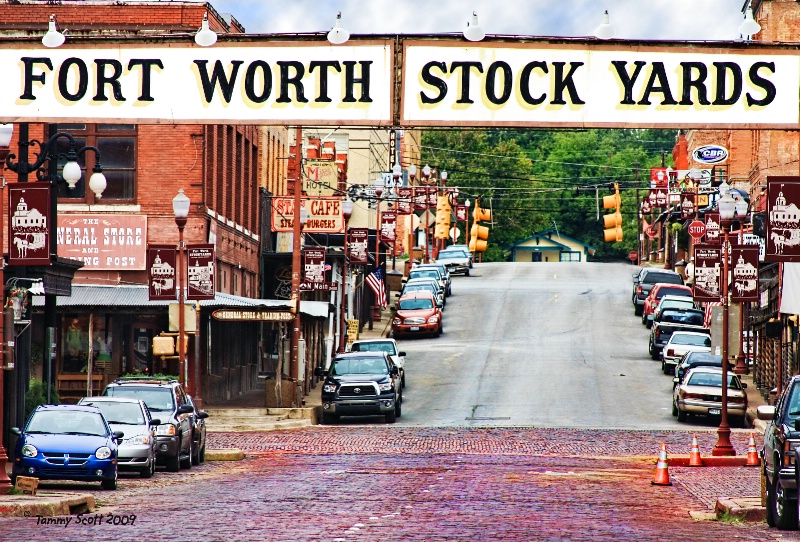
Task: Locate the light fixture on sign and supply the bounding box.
[463,12,485,42]
[594,10,615,40]
[42,14,65,48]
[738,6,761,40]
[327,12,350,45]
[195,12,218,47]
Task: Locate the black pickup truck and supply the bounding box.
[758,375,800,530]
[648,307,708,362]
[632,268,684,316]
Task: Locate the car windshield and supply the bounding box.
[404,284,435,293]
[684,353,723,365]
[399,298,434,310]
[644,272,682,285]
[657,288,690,299]
[410,270,440,280]
[350,342,396,355]
[660,300,694,311]
[104,386,176,412]
[26,410,108,436]
[660,311,704,325]
[437,252,466,260]
[686,372,741,389]
[82,401,146,425]
[672,334,711,347]
[331,356,388,375]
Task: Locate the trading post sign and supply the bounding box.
[693,244,722,302]
[186,244,215,301]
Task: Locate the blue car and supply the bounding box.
[11,404,123,490]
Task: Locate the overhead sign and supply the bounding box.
[692,145,729,165]
[58,213,147,270]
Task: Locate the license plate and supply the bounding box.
[410,326,420,331]
[708,408,721,415]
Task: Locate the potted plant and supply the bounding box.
[5,286,28,320]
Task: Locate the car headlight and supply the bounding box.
[95,446,112,460]
[125,435,150,445]
[323,383,337,393]
[392,317,401,325]
[156,424,177,436]
[428,316,439,323]
[378,382,393,392]
[21,444,37,458]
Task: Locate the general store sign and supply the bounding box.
[57,213,147,270]
[0,39,798,128]
[212,309,294,322]
[271,197,344,233]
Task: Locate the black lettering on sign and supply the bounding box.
[244,60,272,103]
[679,62,710,105]
[277,61,308,103]
[712,62,742,105]
[485,61,512,105]
[611,60,646,105]
[637,62,677,105]
[194,60,244,104]
[551,62,585,105]
[20,57,52,100]
[343,61,372,103]
[420,61,447,104]
[309,61,341,103]
[747,61,776,107]
[127,59,163,102]
[519,61,548,106]
[450,61,483,104]
[58,57,89,102]
[93,59,125,102]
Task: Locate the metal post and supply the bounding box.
[713,223,735,456]
[290,126,303,407]
[176,219,187,393]
[0,144,10,492]
[338,224,349,353]
[735,301,748,374]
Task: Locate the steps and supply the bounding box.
[203,407,318,432]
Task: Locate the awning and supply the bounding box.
[31,284,331,319]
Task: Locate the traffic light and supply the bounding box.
[602,183,623,242]
[469,201,491,252]
[434,195,452,240]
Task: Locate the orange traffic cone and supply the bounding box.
[746,433,760,467]
[689,433,704,467]
[652,443,672,486]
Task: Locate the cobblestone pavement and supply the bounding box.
[0,427,796,542]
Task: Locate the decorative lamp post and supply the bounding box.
[464,199,471,249]
[408,165,417,260]
[0,124,11,493]
[421,166,432,262]
[713,183,736,457]
[734,196,750,375]
[172,189,191,394]
[338,199,354,353]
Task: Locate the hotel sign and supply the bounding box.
[212,309,294,322]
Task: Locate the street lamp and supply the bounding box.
[172,189,190,394]
[734,195,750,375]
[338,199,354,353]
[0,128,11,494]
[713,183,736,457]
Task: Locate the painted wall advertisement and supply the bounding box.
[57,214,147,270]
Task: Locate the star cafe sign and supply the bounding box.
[0,39,798,129]
[272,197,344,233]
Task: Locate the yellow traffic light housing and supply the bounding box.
[469,201,491,252]
[434,195,452,240]
[602,184,623,243]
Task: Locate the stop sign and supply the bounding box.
[628,251,638,262]
[688,220,706,240]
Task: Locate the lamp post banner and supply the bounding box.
[456,205,467,222]
[705,213,721,245]
[186,244,215,300]
[348,228,369,265]
[303,247,326,283]
[380,210,397,243]
[413,188,428,211]
[680,192,696,220]
[147,244,176,301]
[427,187,438,207]
[8,182,51,266]
[693,244,722,302]
[765,176,800,262]
[396,188,413,215]
[730,245,759,302]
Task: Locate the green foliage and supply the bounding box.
[421,129,678,261]
[24,379,60,421]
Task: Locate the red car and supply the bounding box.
[391,291,443,339]
[641,283,693,325]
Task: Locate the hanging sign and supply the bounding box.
[705,213,721,245]
[456,205,467,222]
[413,187,428,211]
[765,176,800,262]
[302,160,339,196]
[730,245,760,302]
[271,197,344,233]
[396,188,413,215]
[380,210,397,243]
[680,193,696,220]
[427,187,438,207]
[186,244,215,300]
[302,247,326,283]
[8,182,51,266]
[348,228,369,265]
[147,244,176,301]
[693,244,722,302]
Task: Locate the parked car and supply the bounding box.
[78,396,159,478]
[672,367,747,424]
[641,283,693,326]
[102,376,195,472]
[315,351,402,424]
[349,338,407,388]
[660,331,712,375]
[448,244,474,267]
[436,249,471,276]
[632,268,684,316]
[392,291,443,339]
[674,351,726,388]
[416,262,453,294]
[400,277,445,309]
[186,395,208,466]
[649,307,707,360]
[758,374,800,529]
[647,294,698,328]
[11,404,123,490]
[407,267,449,297]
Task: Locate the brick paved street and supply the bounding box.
[0,427,795,542]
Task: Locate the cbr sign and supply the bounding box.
[692,145,729,165]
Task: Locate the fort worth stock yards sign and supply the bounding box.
[0,37,797,128]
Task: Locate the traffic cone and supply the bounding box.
[746,433,760,467]
[689,433,704,467]
[652,443,672,486]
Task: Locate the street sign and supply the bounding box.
[628,251,638,262]
[646,226,657,239]
[298,282,338,291]
[688,220,706,240]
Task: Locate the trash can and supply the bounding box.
[674,260,687,281]
[386,270,404,299]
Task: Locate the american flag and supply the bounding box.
[366,268,387,309]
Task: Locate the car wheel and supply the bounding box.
[180,438,193,470]
[641,312,647,325]
[385,410,397,423]
[671,399,678,417]
[191,433,201,466]
[771,474,799,530]
[199,444,206,464]
[165,452,180,472]
[101,469,118,490]
[634,305,643,316]
[766,473,777,527]
[401,372,406,388]
[395,397,402,418]
[140,456,155,478]
[437,324,442,337]
[465,269,470,277]
[321,412,337,425]
[646,319,652,329]
[676,406,687,422]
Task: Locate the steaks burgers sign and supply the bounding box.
[0,38,797,128]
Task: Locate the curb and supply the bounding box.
[205,448,245,461]
[0,492,95,517]
[714,497,766,522]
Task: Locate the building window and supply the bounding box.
[53,124,136,202]
[559,252,581,262]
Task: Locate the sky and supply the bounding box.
[204,0,750,42]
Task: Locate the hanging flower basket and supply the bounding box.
[6,286,29,320]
